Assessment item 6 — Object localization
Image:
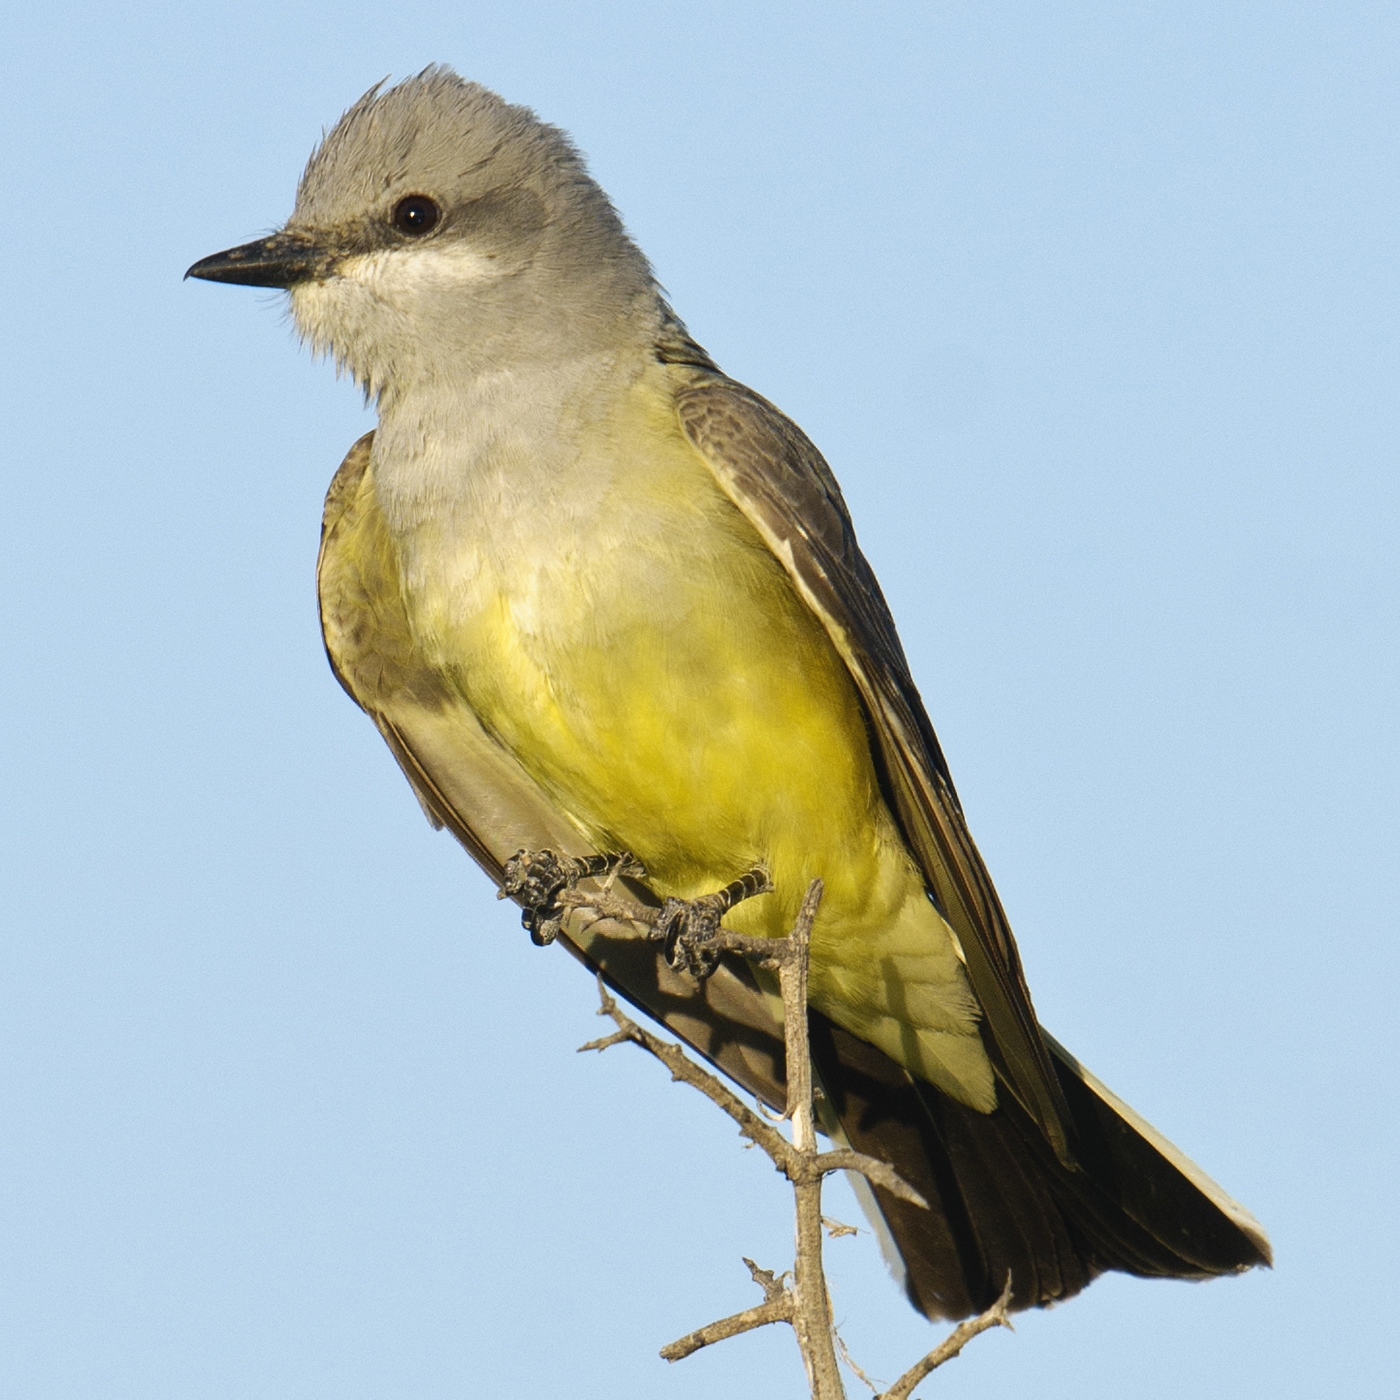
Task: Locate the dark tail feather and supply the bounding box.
[809,1013,1271,1320]
[566,935,1268,1322]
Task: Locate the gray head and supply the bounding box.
[188,67,658,402]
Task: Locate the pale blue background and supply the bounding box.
[2,3,1395,1396]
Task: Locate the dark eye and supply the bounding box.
[391,194,441,236]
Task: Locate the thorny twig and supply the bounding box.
[658,1259,793,1361]
[576,875,1013,1399]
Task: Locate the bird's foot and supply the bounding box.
[501,849,644,947]
[655,867,773,982]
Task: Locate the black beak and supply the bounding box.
[185,231,329,288]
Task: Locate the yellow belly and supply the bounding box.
[403,378,994,1108]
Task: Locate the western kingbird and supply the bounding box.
[188,67,1269,1319]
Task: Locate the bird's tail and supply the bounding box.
[809,1013,1271,1319]
[562,925,1268,1320]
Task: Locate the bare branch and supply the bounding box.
[661,1258,795,1362]
[811,1149,928,1209]
[770,880,847,1399]
[558,883,655,931]
[709,928,794,965]
[575,1028,632,1053]
[877,1276,1015,1400]
[660,1296,794,1362]
[781,879,822,1131]
[579,978,799,1171]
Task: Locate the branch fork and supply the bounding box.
[577,876,1014,1398]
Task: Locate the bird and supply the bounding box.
[187,66,1270,1321]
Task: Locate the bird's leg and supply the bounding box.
[655,867,773,982]
[501,849,645,947]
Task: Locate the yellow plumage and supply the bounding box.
[325,369,993,1109]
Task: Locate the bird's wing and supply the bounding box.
[316,431,793,1110]
[675,377,1076,1162]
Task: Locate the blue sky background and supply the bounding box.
[2,3,1396,1396]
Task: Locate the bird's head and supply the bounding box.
[187,67,653,403]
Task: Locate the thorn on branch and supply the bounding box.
[577,1028,632,1053]
[743,1256,791,1303]
[660,1257,795,1363]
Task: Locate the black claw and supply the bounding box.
[652,866,772,983]
[656,894,726,981]
[501,849,645,947]
[502,848,568,945]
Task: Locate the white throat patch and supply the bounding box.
[338,243,507,302]
[289,241,510,398]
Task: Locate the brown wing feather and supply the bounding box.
[675,378,1076,1162]
[316,432,498,870]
